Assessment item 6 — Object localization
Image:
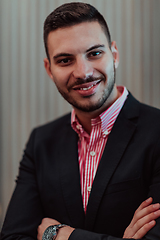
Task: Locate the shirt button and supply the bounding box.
[90,151,96,157]
[76,125,80,130]
[104,130,109,135]
[87,186,92,192]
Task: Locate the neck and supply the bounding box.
[74,85,121,135]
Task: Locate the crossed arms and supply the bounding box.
[37,197,160,240]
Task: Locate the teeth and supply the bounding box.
[74,80,101,91]
[80,82,97,91]
[80,85,94,91]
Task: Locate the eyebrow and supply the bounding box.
[53,53,73,60]
[86,44,105,52]
[53,44,105,60]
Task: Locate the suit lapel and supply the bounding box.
[58,120,85,228]
[85,94,140,230]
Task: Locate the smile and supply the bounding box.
[72,79,102,97]
[79,82,98,91]
[73,79,101,91]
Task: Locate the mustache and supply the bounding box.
[68,75,105,90]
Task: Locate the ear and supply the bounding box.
[44,58,54,80]
[111,41,119,69]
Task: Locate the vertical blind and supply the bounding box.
[0,0,160,227]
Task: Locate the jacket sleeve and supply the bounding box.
[0,129,44,240]
[69,229,133,240]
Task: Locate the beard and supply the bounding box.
[55,63,116,113]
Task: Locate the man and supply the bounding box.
[1,2,160,240]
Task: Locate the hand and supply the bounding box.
[37,218,75,240]
[123,197,160,239]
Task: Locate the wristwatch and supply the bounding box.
[42,224,66,240]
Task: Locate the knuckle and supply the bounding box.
[146,212,157,221]
[134,209,138,215]
[135,220,141,229]
[42,218,48,223]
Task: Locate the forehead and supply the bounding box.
[47,21,109,56]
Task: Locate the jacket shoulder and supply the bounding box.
[31,112,72,140]
[124,92,160,118]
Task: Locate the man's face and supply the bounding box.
[44,21,119,114]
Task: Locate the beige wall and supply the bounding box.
[0,0,160,228]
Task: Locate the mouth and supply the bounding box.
[72,79,102,97]
[73,79,101,91]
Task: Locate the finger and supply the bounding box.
[132,209,160,235]
[135,197,153,212]
[123,199,160,239]
[134,220,156,239]
[135,203,160,222]
[129,198,153,227]
[130,201,160,227]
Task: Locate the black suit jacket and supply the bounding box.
[1,93,160,240]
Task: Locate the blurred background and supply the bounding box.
[0,0,160,229]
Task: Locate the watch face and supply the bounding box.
[42,224,66,240]
[42,226,57,240]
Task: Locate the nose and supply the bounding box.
[72,57,93,80]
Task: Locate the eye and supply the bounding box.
[87,50,103,59]
[57,58,71,65]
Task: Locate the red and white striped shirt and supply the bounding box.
[71,86,128,212]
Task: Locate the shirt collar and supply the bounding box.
[71,86,128,137]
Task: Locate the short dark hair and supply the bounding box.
[43,2,111,60]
